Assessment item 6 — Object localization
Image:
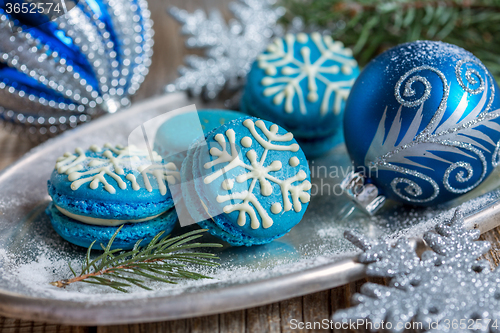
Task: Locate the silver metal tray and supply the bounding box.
[1,93,500,325]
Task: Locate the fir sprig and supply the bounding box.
[281,0,500,81]
[50,228,223,292]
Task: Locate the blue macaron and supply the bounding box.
[46,143,179,250]
[241,33,359,158]
[154,109,244,168]
[46,202,178,250]
[181,116,312,246]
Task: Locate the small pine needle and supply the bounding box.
[282,0,500,83]
[50,228,222,292]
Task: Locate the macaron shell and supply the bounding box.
[193,117,311,243]
[242,34,359,139]
[241,88,342,158]
[154,109,244,166]
[294,129,344,158]
[196,218,245,246]
[49,161,172,203]
[48,177,174,220]
[180,138,213,224]
[180,133,270,243]
[188,141,279,246]
[191,141,257,245]
[48,145,176,220]
[46,202,178,250]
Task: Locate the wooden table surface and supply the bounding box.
[2,0,500,332]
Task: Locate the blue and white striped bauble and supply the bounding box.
[0,0,153,140]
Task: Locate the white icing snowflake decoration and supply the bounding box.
[258,32,357,115]
[203,119,311,230]
[55,143,180,195]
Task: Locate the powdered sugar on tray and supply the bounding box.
[1,230,360,302]
[0,187,497,303]
[1,94,500,305]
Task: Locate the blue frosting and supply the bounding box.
[242,33,359,140]
[183,117,311,246]
[48,144,175,219]
[46,203,178,250]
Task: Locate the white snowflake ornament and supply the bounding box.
[166,0,285,99]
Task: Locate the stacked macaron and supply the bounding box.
[180,116,312,246]
[46,143,179,250]
[242,32,359,158]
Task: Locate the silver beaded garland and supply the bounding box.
[0,0,153,141]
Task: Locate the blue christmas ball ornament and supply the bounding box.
[342,41,500,212]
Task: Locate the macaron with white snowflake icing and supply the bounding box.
[241,32,359,158]
[154,109,244,167]
[46,143,180,250]
[181,117,312,246]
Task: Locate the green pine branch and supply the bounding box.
[50,227,223,292]
[281,0,500,81]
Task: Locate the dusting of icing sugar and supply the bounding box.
[258,32,357,116]
[55,143,180,195]
[2,240,360,302]
[203,119,311,230]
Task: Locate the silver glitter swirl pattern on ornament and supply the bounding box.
[366,58,499,204]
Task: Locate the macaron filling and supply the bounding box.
[54,204,166,226]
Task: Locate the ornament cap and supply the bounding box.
[341,171,385,216]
